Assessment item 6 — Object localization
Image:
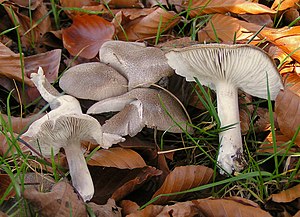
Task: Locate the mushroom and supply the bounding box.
[22,67,124,201]
[99,41,174,89]
[59,62,128,101]
[87,88,193,137]
[165,44,283,174]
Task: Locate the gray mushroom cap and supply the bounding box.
[99,41,174,89]
[87,88,192,136]
[59,62,128,101]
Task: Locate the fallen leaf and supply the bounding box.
[270,184,300,203]
[260,27,300,63]
[275,74,300,145]
[106,0,144,8]
[0,174,15,200]
[88,147,146,169]
[125,197,271,217]
[284,8,300,26]
[239,14,273,27]
[191,197,272,217]
[10,0,42,9]
[87,199,122,217]
[59,0,99,17]
[257,131,298,154]
[271,0,299,11]
[0,211,8,217]
[62,14,115,59]
[152,165,214,204]
[185,0,275,17]
[115,7,180,41]
[0,42,33,86]
[119,200,141,216]
[90,166,162,204]
[0,113,45,134]
[23,181,87,217]
[198,14,262,43]
[253,108,272,133]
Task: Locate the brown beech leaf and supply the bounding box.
[88,147,146,169]
[3,2,51,48]
[0,43,33,86]
[239,14,273,27]
[23,181,87,217]
[275,74,300,145]
[125,197,271,217]
[59,0,99,17]
[185,0,275,17]
[90,166,162,204]
[11,0,42,9]
[260,27,300,63]
[0,133,29,157]
[271,0,299,11]
[191,197,272,217]
[269,184,300,203]
[257,131,298,154]
[0,174,15,200]
[0,113,45,134]
[151,165,213,204]
[106,0,144,8]
[119,200,142,216]
[87,199,122,217]
[0,211,8,217]
[198,14,262,43]
[116,7,180,41]
[62,15,115,59]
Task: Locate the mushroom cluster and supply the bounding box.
[22,67,124,201]
[59,41,192,137]
[165,44,284,174]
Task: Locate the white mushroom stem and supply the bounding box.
[215,81,243,174]
[64,142,94,202]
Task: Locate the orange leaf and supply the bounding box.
[116,7,180,41]
[271,0,299,11]
[88,147,146,169]
[185,0,275,17]
[59,0,99,17]
[62,15,115,59]
[275,74,300,145]
[260,27,300,63]
[198,14,262,43]
[152,165,213,204]
[270,184,300,203]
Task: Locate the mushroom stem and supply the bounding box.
[64,142,94,201]
[215,81,243,174]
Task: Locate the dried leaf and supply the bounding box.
[106,0,144,8]
[260,27,300,62]
[185,0,275,17]
[0,211,8,217]
[125,197,271,217]
[116,7,180,41]
[119,200,141,216]
[152,165,213,204]
[275,74,300,145]
[62,15,115,59]
[59,0,99,17]
[87,199,122,217]
[23,181,87,217]
[270,184,300,203]
[253,107,272,133]
[257,131,298,154]
[198,14,262,43]
[0,113,45,134]
[88,147,146,169]
[0,42,33,86]
[239,14,273,27]
[91,166,162,204]
[0,174,15,200]
[271,0,299,11]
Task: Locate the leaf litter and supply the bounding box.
[0,0,299,216]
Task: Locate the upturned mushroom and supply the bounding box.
[99,41,174,89]
[165,44,283,174]
[59,62,128,101]
[22,67,124,201]
[87,88,193,137]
